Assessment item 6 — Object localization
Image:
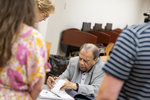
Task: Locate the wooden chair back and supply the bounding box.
[104,43,114,56]
[45,41,52,60]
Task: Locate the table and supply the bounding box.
[100,56,110,62]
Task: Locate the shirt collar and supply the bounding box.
[80,66,93,73]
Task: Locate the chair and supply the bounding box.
[99,43,114,62]
[81,22,91,33]
[101,29,119,43]
[100,56,110,62]
[105,23,112,31]
[93,23,102,31]
[91,30,111,46]
[66,28,80,31]
[112,28,123,34]
[61,29,97,57]
[104,43,114,56]
[45,41,51,60]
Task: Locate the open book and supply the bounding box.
[39,89,74,100]
[39,79,74,100]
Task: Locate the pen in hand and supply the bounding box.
[47,76,59,90]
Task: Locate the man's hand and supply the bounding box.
[60,78,77,91]
[47,76,59,90]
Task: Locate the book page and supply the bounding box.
[51,79,66,93]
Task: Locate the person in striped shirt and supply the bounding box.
[96,22,150,100]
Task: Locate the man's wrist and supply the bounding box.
[75,83,79,92]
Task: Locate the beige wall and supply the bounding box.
[39,0,150,56]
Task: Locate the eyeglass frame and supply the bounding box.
[43,15,49,20]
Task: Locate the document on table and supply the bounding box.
[39,79,74,100]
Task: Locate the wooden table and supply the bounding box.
[100,56,110,62]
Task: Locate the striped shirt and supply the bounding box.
[103,22,150,100]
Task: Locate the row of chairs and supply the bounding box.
[81,22,123,46]
[46,36,114,63]
[60,27,115,57]
[81,22,113,33]
[82,22,123,34]
[60,22,122,57]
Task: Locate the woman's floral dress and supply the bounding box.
[0,24,51,100]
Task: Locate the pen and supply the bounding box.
[50,91,61,98]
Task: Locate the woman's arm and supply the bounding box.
[30,75,45,100]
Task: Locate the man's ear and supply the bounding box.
[93,58,98,64]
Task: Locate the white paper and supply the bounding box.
[39,90,60,99]
[39,89,74,100]
[51,79,66,94]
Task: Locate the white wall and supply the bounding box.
[139,0,150,24]
[45,0,65,55]
[42,0,150,55]
[38,19,49,40]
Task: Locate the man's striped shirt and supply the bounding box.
[103,22,150,100]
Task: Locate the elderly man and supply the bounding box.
[47,43,104,97]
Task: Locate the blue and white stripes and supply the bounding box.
[103,22,150,100]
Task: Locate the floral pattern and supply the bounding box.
[16,45,30,66]
[0,24,51,100]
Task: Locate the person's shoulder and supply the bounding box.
[69,56,79,67]
[124,23,150,33]
[22,24,44,41]
[93,58,104,73]
[96,58,104,64]
[133,22,150,29]
[95,58,105,68]
[121,23,150,39]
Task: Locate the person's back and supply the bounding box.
[96,22,150,100]
[0,24,50,99]
[0,0,51,99]
[114,22,150,99]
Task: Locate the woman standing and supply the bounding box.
[36,0,55,22]
[0,0,52,100]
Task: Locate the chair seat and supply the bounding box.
[100,56,110,62]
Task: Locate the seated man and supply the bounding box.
[47,43,105,97]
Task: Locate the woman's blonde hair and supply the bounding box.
[36,0,55,15]
[0,0,36,66]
